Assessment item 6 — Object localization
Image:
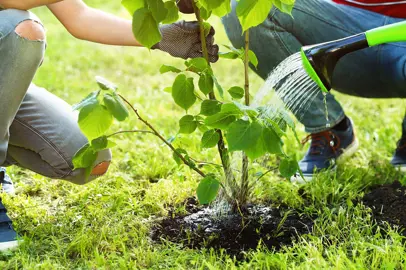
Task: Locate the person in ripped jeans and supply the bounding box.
[178,0,406,181]
[0,0,219,250]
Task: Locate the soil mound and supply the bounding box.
[151,198,313,257]
[362,181,406,236]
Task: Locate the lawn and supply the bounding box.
[2,1,406,269]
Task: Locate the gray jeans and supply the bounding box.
[0,9,111,185]
[223,0,406,133]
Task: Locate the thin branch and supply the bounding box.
[107,130,154,138]
[118,94,206,178]
[257,167,278,182]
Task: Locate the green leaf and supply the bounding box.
[236,0,273,32]
[196,175,221,205]
[198,0,224,11]
[185,58,209,73]
[219,52,239,59]
[147,0,168,23]
[279,157,299,178]
[78,99,114,140]
[96,76,117,91]
[179,115,198,134]
[72,144,97,169]
[200,8,212,21]
[263,127,284,154]
[228,86,244,99]
[162,1,179,24]
[248,50,259,68]
[223,44,244,55]
[163,87,172,93]
[221,102,244,115]
[233,102,258,119]
[244,125,283,159]
[212,75,224,99]
[273,0,294,15]
[172,74,196,111]
[204,103,243,129]
[103,93,129,121]
[122,0,145,14]
[226,120,262,152]
[132,8,161,49]
[201,130,220,149]
[91,136,108,151]
[198,73,214,95]
[72,90,100,111]
[212,0,231,17]
[160,65,181,74]
[205,114,236,129]
[200,100,222,116]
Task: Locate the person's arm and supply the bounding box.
[0,0,62,10]
[48,0,219,61]
[48,0,140,46]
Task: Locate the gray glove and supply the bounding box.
[152,21,219,63]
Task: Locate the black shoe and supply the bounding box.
[292,117,358,183]
[0,173,18,251]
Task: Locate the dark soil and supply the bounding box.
[362,181,406,236]
[151,198,313,258]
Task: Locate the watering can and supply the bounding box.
[301,20,406,92]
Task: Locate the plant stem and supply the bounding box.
[240,30,251,206]
[192,2,235,187]
[118,94,206,178]
[192,2,210,65]
[244,30,250,106]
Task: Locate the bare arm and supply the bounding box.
[48,0,141,46]
[0,0,62,10]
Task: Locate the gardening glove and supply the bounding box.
[176,0,194,14]
[152,20,219,63]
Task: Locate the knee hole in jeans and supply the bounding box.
[15,20,45,41]
[91,161,111,177]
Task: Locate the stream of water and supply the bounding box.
[253,53,322,123]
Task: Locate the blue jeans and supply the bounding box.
[222,0,406,133]
[0,9,111,184]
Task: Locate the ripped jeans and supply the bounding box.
[0,9,111,185]
[223,0,406,133]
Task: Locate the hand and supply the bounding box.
[152,21,219,63]
[176,0,194,14]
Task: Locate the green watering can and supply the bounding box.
[301,21,406,93]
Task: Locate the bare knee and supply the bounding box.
[15,20,45,41]
[68,149,112,185]
[91,161,111,177]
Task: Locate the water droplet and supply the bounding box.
[326,123,331,128]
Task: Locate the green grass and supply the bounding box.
[2,1,406,269]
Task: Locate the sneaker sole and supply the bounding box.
[392,164,406,173]
[291,137,359,184]
[0,240,18,251]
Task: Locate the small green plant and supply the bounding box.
[73,0,299,210]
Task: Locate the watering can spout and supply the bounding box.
[301,20,406,92]
[301,34,368,93]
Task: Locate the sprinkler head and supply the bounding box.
[300,33,369,93]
